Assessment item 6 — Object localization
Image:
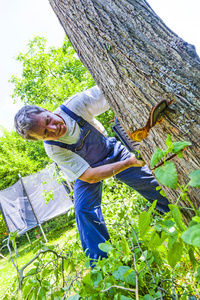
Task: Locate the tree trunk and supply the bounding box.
[49,0,200,218]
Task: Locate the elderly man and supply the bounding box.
[14,86,169,263]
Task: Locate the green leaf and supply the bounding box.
[151,148,165,168]
[152,250,162,265]
[113,266,136,286]
[161,219,175,228]
[156,186,161,190]
[188,247,197,267]
[26,268,37,276]
[37,287,46,300]
[143,295,154,300]
[160,189,167,197]
[195,267,200,283]
[63,260,69,271]
[91,272,103,287]
[192,216,200,223]
[181,224,200,246]
[121,236,131,256]
[42,280,51,289]
[169,205,186,232]
[121,296,134,300]
[123,268,134,278]
[172,141,191,153]
[139,250,148,261]
[155,161,177,189]
[167,241,183,268]
[168,231,178,249]
[165,134,172,146]
[150,231,168,248]
[139,211,151,238]
[23,284,34,297]
[82,273,91,286]
[98,242,113,253]
[177,151,183,158]
[84,258,90,269]
[148,200,157,212]
[188,169,200,188]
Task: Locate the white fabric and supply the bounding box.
[44,86,110,182]
[0,164,73,234]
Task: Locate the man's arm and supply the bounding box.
[79,155,145,184]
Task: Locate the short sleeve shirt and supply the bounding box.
[44,86,110,182]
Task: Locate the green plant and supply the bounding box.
[9,36,95,110]
[151,134,193,189]
[2,176,200,299]
[0,213,8,240]
[42,189,54,204]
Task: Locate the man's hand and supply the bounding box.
[127,154,145,167]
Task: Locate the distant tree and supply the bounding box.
[10,36,95,111]
[10,36,115,134]
[0,128,49,190]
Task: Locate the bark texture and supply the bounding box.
[49,0,200,217]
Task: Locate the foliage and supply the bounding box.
[42,189,54,205]
[1,177,200,300]
[0,212,77,299]
[151,134,192,189]
[96,109,115,137]
[151,134,199,214]
[9,36,95,111]
[0,213,7,240]
[0,128,50,190]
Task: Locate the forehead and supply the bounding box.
[32,111,47,126]
[29,111,48,139]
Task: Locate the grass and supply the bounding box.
[0,214,77,299]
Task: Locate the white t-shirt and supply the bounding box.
[44,86,110,182]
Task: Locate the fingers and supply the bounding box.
[129,155,145,167]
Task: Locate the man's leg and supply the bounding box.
[116,165,170,213]
[74,179,110,262]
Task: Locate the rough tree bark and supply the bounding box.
[49,0,200,218]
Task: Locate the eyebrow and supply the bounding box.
[42,116,49,139]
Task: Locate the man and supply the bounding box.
[14,86,169,263]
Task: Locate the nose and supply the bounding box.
[47,124,57,132]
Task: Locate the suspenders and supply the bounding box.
[59,105,86,127]
[44,105,86,149]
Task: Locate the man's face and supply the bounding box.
[30,110,67,141]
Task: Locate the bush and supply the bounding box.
[0,213,8,241]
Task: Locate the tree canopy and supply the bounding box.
[0,128,49,190]
[10,36,95,111]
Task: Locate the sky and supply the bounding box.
[0,0,199,131]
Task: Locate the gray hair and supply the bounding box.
[14,105,46,140]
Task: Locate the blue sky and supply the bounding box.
[0,0,199,131]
